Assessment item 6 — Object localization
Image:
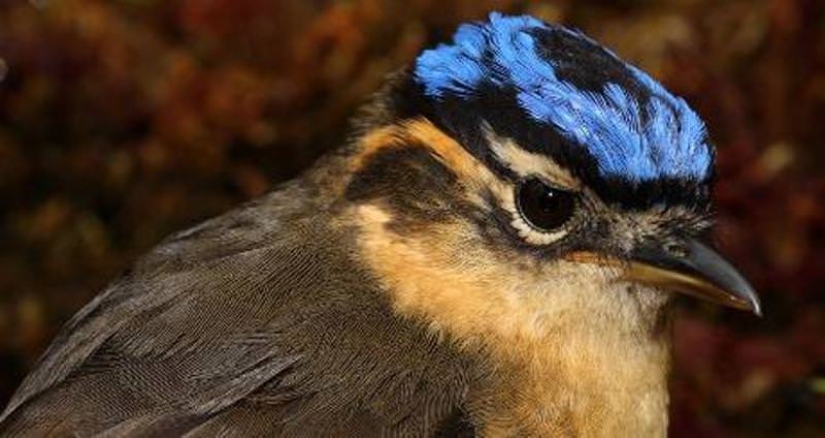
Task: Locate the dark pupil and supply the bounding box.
[516,178,575,231]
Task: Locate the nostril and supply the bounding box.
[663,241,688,258]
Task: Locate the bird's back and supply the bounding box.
[0,180,475,437]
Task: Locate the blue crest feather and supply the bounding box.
[413,13,712,183]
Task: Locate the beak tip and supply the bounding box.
[737,284,762,317]
[750,297,763,318]
[738,281,762,317]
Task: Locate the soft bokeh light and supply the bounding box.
[0,1,822,436]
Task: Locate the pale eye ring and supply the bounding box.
[515,178,576,232]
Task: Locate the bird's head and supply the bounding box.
[340,13,759,348]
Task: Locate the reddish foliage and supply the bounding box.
[0,1,822,434]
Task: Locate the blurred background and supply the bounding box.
[0,0,823,435]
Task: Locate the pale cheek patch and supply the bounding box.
[354,203,645,344]
[354,202,552,344]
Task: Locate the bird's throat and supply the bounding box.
[471,315,671,437]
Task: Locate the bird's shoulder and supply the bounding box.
[1,181,473,436]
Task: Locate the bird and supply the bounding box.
[0,12,760,437]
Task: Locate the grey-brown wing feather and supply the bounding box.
[0,187,474,436]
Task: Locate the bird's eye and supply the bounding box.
[516,178,576,232]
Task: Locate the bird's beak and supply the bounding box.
[624,238,761,315]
